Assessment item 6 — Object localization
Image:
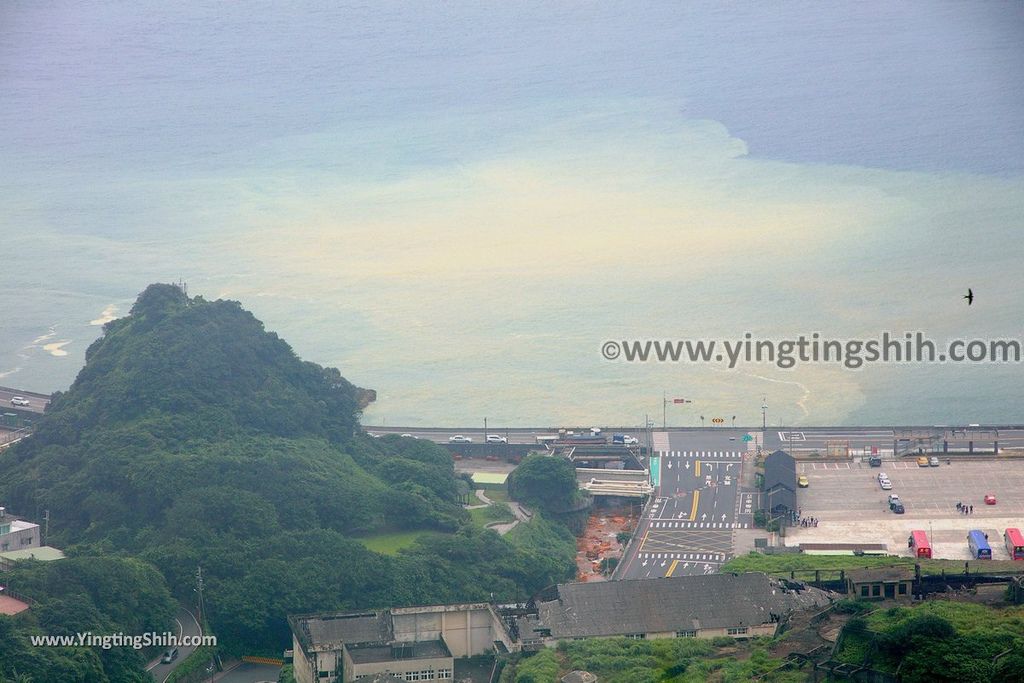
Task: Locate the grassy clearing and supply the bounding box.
[485,489,510,503]
[355,530,442,555]
[470,503,516,528]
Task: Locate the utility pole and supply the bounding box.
[761,396,768,431]
[663,391,666,429]
[196,566,206,625]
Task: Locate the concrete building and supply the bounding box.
[289,603,514,683]
[846,567,914,601]
[0,546,66,571]
[517,573,831,646]
[0,507,40,554]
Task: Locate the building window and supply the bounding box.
[21,536,32,545]
[1,543,8,551]
[898,583,907,595]
[860,585,869,597]
[872,585,880,597]
[424,672,436,680]
[727,627,749,636]
[676,630,697,638]
[437,669,452,680]
[625,633,646,640]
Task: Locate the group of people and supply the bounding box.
[791,508,818,527]
[956,501,975,514]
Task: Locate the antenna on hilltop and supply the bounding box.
[175,279,189,300]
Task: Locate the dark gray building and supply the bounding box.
[516,572,831,645]
[762,450,797,514]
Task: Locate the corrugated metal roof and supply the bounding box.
[532,573,801,638]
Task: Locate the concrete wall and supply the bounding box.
[0,522,39,553]
[291,634,317,683]
[344,650,453,682]
[291,639,340,683]
[539,622,778,647]
[392,606,501,657]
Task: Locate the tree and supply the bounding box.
[507,454,578,512]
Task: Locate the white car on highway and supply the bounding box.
[485,434,507,443]
[448,435,473,443]
[10,396,30,407]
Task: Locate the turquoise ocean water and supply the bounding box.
[1,2,1022,426]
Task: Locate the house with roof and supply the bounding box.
[516,573,831,646]
[761,451,797,515]
[846,567,914,601]
[0,506,40,554]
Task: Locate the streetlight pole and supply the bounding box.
[663,391,667,429]
[761,396,767,431]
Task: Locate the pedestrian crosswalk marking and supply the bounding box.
[648,521,749,530]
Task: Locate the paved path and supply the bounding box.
[145,607,202,683]
[472,489,532,535]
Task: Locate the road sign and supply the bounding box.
[712,417,725,424]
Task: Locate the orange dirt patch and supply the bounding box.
[574,508,637,582]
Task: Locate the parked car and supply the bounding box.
[485,434,507,443]
[984,494,997,505]
[161,648,178,664]
[929,456,940,467]
[399,433,417,439]
[797,475,809,488]
[888,494,901,509]
[891,502,905,514]
[868,456,882,467]
[916,456,929,467]
[448,435,472,443]
[10,396,29,407]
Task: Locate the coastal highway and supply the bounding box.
[367,425,1024,452]
[0,386,49,415]
[762,426,1024,454]
[618,430,751,579]
[363,425,646,445]
[2,384,1023,449]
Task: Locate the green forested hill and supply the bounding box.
[0,284,574,664]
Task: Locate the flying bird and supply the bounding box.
[963,288,973,305]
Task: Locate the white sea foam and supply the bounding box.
[43,342,71,357]
[89,305,120,326]
[29,328,56,345]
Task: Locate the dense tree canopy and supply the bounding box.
[0,556,176,683]
[507,454,580,513]
[0,284,578,668]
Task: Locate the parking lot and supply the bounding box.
[785,458,1024,561]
